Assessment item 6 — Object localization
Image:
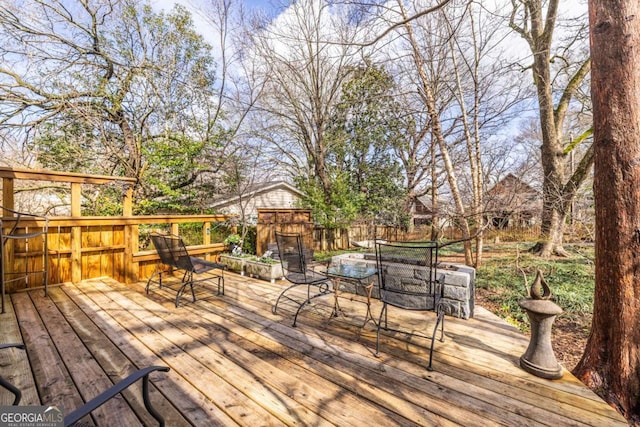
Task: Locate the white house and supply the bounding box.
[208,181,304,224]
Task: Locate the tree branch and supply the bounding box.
[354,0,454,47]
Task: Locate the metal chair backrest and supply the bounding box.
[375,240,440,311]
[150,233,177,269]
[163,234,195,272]
[275,232,307,275]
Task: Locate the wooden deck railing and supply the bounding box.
[2,214,234,290]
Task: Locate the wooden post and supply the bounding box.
[70,183,82,283]
[123,185,137,284]
[122,186,133,217]
[203,221,211,260]
[2,177,14,213]
[2,177,15,292]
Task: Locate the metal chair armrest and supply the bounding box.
[64,366,170,427]
[0,343,25,351]
[0,344,26,405]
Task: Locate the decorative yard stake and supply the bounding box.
[518,269,564,379]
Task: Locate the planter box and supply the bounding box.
[245,259,284,284]
[220,254,247,275]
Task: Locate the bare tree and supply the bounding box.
[0,0,225,211]
[375,0,523,266]
[509,0,593,256]
[573,1,640,423]
[246,0,363,225]
[400,2,471,263]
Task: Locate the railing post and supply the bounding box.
[71,183,82,283]
[2,178,15,291]
[203,221,211,260]
[123,186,138,284]
[2,177,13,212]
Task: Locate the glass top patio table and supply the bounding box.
[326,264,377,280]
[325,264,378,327]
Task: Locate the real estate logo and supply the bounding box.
[0,406,63,427]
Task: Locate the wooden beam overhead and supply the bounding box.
[0,167,136,185]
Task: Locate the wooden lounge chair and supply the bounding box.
[0,343,169,427]
[146,233,225,307]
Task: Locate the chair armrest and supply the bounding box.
[64,366,170,427]
[0,343,25,351]
[0,344,26,405]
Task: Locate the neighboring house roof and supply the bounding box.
[413,195,456,216]
[413,196,434,215]
[485,174,541,213]
[208,181,304,211]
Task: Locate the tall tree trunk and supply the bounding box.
[573,1,640,422]
[430,139,441,241]
[528,9,569,257]
[447,7,484,268]
[511,0,592,258]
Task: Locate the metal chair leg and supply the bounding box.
[0,344,26,405]
[427,311,445,371]
[0,375,22,405]
[375,304,388,357]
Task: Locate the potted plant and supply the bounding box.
[245,255,284,284]
[223,234,243,255]
[220,234,246,274]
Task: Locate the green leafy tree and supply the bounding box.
[328,63,407,225]
[301,62,407,229]
[296,172,362,229]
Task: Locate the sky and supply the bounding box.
[148,0,589,147]
[151,0,280,46]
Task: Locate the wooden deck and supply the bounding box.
[0,273,627,426]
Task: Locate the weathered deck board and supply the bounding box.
[11,291,91,425]
[62,283,237,426]
[75,279,327,427]
[160,291,529,426]
[0,272,628,427]
[0,295,39,406]
[27,289,141,426]
[47,285,190,427]
[114,280,449,427]
[150,280,525,426]
[177,276,617,427]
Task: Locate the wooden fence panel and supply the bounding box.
[2,224,48,292]
[2,215,232,289]
[256,209,314,255]
[112,225,125,283]
[53,226,72,285]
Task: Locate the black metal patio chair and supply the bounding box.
[146,233,225,307]
[0,343,169,427]
[374,240,445,370]
[272,232,331,327]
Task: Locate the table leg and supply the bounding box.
[331,278,342,317]
[361,280,377,328]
